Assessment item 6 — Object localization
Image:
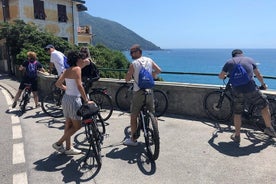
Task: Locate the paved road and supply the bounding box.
[1,73,276,184]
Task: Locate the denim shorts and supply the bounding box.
[62,93,82,120]
[233,90,269,114]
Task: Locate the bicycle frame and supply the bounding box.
[134,89,160,160]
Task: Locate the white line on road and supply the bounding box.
[12,125,23,139]
[11,115,20,124]
[13,143,25,164]
[2,85,28,184]
[13,172,28,184]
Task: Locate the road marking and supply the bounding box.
[2,85,28,183]
[13,143,25,164]
[12,125,23,139]
[13,172,28,184]
[11,115,20,124]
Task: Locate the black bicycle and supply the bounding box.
[115,82,168,117]
[133,89,160,161]
[41,82,64,118]
[77,103,105,167]
[19,83,32,114]
[42,78,113,121]
[203,79,276,131]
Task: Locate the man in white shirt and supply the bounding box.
[124,44,161,146]
[45,44,68,76]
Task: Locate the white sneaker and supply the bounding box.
[64,147,82,155]
[123,138,138,146]
[52,143,65,153]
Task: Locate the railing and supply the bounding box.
[99,68,276,80]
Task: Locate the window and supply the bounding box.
[33,0,46,20]
[2,0,10,21]
[57,4,67,22]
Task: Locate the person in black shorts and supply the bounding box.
[12,51,45,108]
[219,49,276,143]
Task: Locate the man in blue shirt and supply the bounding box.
[219,49,276,143]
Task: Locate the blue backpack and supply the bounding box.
[63,56,70,69]
[27,61,37,78]
[137,61,154,89]
[229,61,250,87]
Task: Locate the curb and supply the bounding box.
[0,82,16,99]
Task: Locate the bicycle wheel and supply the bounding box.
[97,114,106,135]
[144,112,160,161]
[84,122,102,167]
[89,91,113,121]
[153,89,168,117]
[115,85,132,112]
[203,91,233,122]
[19,91,29,113]
[41,90,63,118]
[271,113,276,130]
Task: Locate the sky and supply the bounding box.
[84,0,276,49]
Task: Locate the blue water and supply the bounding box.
[123,49,276,89]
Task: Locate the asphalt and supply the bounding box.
[1,72,276,184]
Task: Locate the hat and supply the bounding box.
[232,49,243,57]
[45,44,55,49]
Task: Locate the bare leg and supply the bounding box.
[130,113,138,141]
[56,118,82,150]
[261,105,273,128]
[233,114,242,136]
[32,91,39,106]
[13,89,23,103]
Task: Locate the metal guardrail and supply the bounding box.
[99,68,276,80]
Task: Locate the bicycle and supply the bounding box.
[83,78,113,121]
[115,82,168,117]
[77,103,105,167]
[41,81,64,118]
[133,89,160,161]
[19,83,32,114]
[42,77,113,121]
[203,78,276,132]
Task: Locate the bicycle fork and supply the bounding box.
[215,91,226,110]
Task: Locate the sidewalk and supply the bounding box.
[1,72,276,184]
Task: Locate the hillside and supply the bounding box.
[79,12,161,51]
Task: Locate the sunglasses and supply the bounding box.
[130,49,139,54]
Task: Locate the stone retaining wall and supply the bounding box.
[37,73,276,120]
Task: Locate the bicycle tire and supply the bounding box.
[85,122,102,167]
[153,89,168,117]
[203,91,233,122]
[41,90,63,118]
[144,112,160,160]
[271,113,276,130]
[115,85,132,111]
[97,114,106,135]
[19,91,29,113]
[89,91,113,121]
[250,100,276,131]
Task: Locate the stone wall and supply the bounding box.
[37,74,276,120]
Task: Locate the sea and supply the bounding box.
[124,49,276,90]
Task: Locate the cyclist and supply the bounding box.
[44,44,68,76]
[12,51,45,108]
[219,49,276,143]
[124,44,161,146]
[52,50,94,155]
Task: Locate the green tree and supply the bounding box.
[0,20,129,78]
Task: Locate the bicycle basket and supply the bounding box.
[77,103,99,119]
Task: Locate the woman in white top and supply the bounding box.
[52,50,93,155]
